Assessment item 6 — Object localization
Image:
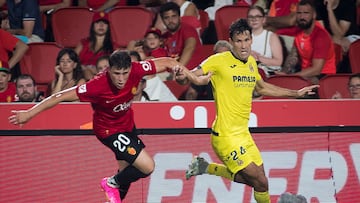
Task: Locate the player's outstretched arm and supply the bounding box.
[9,86,79,125]
[255,79,319,98]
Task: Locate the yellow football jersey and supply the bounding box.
[200,51,261,137]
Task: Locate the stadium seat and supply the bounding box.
[333,42,343,67]
[109,6,153,48]
[318,74,351,99]
[198,9,210,35]
[263,75,312,99]
[214,5,249,40]
[164,80,189,100]
[20,42,63,96]
[52,7,93,48]
[348,39,360,73]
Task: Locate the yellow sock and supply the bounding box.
[207,163,234,181]
[254,191,270,203]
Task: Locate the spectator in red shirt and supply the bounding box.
[280,0,336,86]
[9,51,211,203]
[74,11,115,81]
[0,61,16,102]
[159,2,202,70]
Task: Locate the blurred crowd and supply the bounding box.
[0,0,359,102]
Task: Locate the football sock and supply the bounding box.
[114,165,149,185]
[113,166,149,200]
[207,163,234,181]
[254,191,270,203]
[118,183,131,200]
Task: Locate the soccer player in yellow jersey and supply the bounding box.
[174,19,318,203]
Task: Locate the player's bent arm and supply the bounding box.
[152,57,186,73]
[175,67,210,86]
[9,87,79,125]
[255,79,319,98]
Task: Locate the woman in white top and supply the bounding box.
[247,5,283,76]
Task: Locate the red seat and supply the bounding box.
[164,80,189,100]
[263,75,312,99]
[318,74,351,99]
[186,44,214,70]
[198,10,210,35]
[109,6,153,48]
[214,5,249,40]
[20,42,63,96]
[51,7,93,48]
[349,39,360,73]
[333,43,343,67]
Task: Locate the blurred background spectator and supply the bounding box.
[0,60,15,102]
[315,0,359,73]
[74,11,115,81]
[51,48,85,95]
[280,0,336,86]
[4,0,45,43]
[154,0,200,34]
[248,5,283,77]
[332,73,360,99]
[158,2,201,70]
[15,74,44,102]
[96,54,110,73]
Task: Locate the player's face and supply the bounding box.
[230,31,252,61]
[16,78,36,102]
[161,10,180,32]
[109,67,131,89]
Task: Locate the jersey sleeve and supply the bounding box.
[199,54,220,74]
[76,76,102,103]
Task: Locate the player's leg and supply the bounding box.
[113,149,155,199]
[99,129,152,202]
[234,163,270,203]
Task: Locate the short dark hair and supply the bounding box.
[229,18,252,40]
[159,2,180,18]
[16,74,36,86]
[298,0,316,10]
[109,51,132,69]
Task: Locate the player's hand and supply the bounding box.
[8,110,32,126]
[297,85,319,97]
[174,65,186,81]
